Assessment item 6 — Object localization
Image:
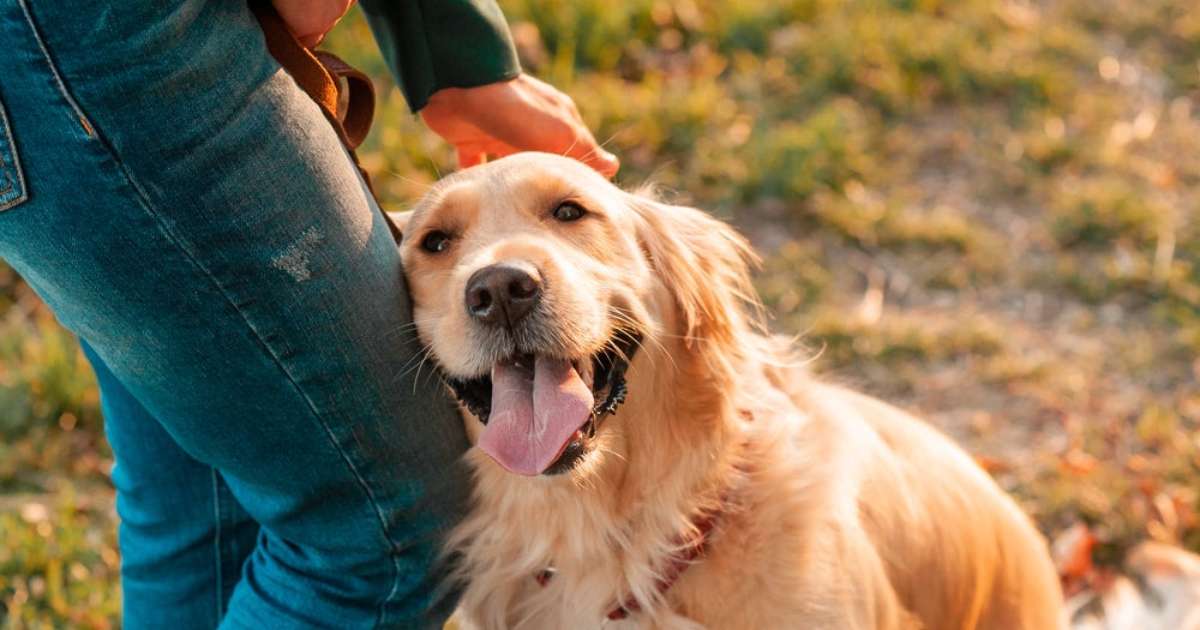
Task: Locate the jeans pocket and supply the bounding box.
[0,94,28,212]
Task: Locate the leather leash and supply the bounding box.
[249,0,403,243]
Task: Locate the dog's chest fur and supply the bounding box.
[447,363,844,629]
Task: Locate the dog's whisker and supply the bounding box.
[605,317,662,371]
[597,127,627,151]
[382,170,435,192]
[382,315,445,340]
[409,346,440,395]
[567,126,628,170]
[558,132,584,164]
[592,443,627,465]
[392,345,428,378]
[609,316,677,374]
[394,343,436,386]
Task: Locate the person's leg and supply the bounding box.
[0,0,469,627]
[83,341,260,628]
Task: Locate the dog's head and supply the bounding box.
[396,152,756,477]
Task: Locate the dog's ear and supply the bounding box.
[628,193,761,348]
[386,210,414,239]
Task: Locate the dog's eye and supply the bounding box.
[420,230,452,253]
[552,201,587,222]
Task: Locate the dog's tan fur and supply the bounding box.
[395,152,1064,629]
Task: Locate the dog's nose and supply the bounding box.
[465,263,542,327]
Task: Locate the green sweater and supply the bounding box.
[360,0,522,112]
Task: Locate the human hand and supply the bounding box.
[272,0,355,48]
[421,74,620,178]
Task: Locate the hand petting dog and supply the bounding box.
[270,0,619,177]
[420,74,620,178]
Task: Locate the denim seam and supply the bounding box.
[0,153,12,194]
[0,98,28,211]
[212,468,225,623]
[107,134,404,626]
[20,14,406,625]
[109,134,404,627]
[15,0,96,138]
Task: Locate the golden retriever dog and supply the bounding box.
[391,152,1064,629]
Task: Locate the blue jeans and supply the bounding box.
[0,1,469,627]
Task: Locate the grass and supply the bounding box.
[0,276,115,628]
[3,0,1200,625]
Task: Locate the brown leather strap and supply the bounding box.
[250,0,403,243]
[251,1,376,150]
[313,51,376,150]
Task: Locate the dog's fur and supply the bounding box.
[394,152,1065,629]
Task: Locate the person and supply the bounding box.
[0,0,617,627]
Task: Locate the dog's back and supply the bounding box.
[792,378,1066,629]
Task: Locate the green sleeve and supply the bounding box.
[360,0,522,112]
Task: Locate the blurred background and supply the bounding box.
[3,0,1199,626]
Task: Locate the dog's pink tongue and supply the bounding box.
[479,357,594,476]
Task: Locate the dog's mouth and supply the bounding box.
[444,330,641,476]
